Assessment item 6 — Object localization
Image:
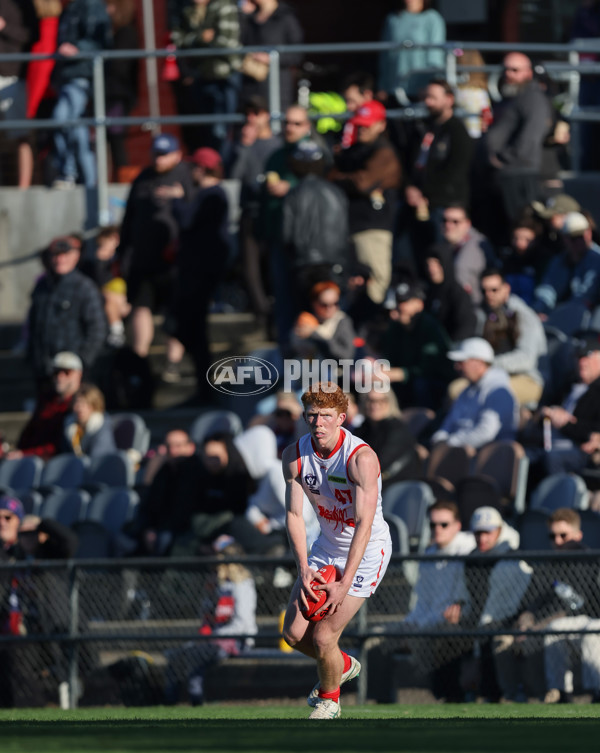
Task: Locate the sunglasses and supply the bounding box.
[430,521,451,529]
[481,286,501,294]
[548,531,569,541]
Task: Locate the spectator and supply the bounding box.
[248,390,303,458]
[26,0,61,121]
[170,0,241,156]
[522,331,600,479]
[543,508,600,704]
[532,211,600,317]
[432,338,518,449]
[18,514,78,560]
[105,0,139,181]
[282,141,351,303]
[403,79,474,245]
[0,0,38,189]
[354,388,421,488]
[9,352,83,460]
[329,100,401,305]
[50,0,112,188]
[401,500,475,702]
[289,281,356,366]
[239,0,303,112]
[454,49,492,140]
[499,214,547,306]
[379,279,454,411]
[531,193,581,258]
[62,383,116,458]
[422,244,478,344]
[479,268,547,407]
[339,71,374,149]
[230,95,282,330]
[430,203,493,305]
[157,147,230,398]
[0,495,24,556]
[27,236,107,386]
[485,52,553,242]
[378,0,445,103]
[116,133,194,361]
[449,506,530,703]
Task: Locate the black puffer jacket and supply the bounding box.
[52,0,112,85]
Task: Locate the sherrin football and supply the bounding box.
[301,564,338,622]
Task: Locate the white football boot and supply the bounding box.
[307,656,361,708]
[308,698,341,720]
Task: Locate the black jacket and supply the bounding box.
[52,0,112,85]
[355,417,421,487]
[0,0,38,78]
[27,269,107,378]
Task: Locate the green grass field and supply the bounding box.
[1,705,600,753]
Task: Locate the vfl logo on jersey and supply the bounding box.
[327,474,347,484]
[304,473,320,495]
[317,505,355,531]
[353,575,364,589]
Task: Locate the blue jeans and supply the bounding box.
[52,78,96,186]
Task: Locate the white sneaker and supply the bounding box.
[307,656,361,707]
[308,698,340,720]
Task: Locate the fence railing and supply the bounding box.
[1,549,599,708]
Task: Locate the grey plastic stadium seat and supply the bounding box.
[39,454,88,490]
[529,473,589,512]
[189,409,243,446]
[86,488,139,535]
[0,456,44,491]
[474,441,529,514]
[111,413,151,457]
[233,425,278,480]
[426,442,475,489]
[39,489,90,527]
[382,481,435,552]
[85,452,135,489]
[517,509,553,551]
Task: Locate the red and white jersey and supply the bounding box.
[295,428,389,556]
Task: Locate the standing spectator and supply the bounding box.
[379,279,454,411]
[230,95,282,331]
[403,79,474,246]
[26,0,61,120]
[62,383,116,458]
[105,0,139,182]
[239,0,303,112]
[485,52,553,242]
[532,212,600,317]
[378,0,445,103]
[170,0,240,156]
[479,268,547,407]
[0,0,38,188]
[116,134,194,361]
[432,338,518,449]
[454,49,492,140]
[50,0,112,188]
[339,71,374,149]
[27,236,107,385]
[157,147,230,398]
[329,100,401,306]
[422,244,477,344]
[9,352,83,460]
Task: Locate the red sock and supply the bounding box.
[340,651,351,674]
[318,687,340,703]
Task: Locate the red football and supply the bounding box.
[301,565,338,622]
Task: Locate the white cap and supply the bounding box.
[52,351,83,371]
[563,211,590,237]
[447,337,494,364]
[470,506,503,532]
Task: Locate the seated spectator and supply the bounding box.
[355,388,421,488]
[423,244,477,344]
[289,282,356,365]
[499,214,547,306]
[495,508,598,703]
[8,352,83,460]
[521,332,600,479]
[478,268,547,407]
[62,383,117,458]
[401,500,475,702]
[430,204,494,305]
[448,506,530,703]
[380,279,454,411]
[432,338,518,449]
[0,496,25,557]
[80,225,130,348]
[19,514,78,560]
[343,391,365,432]
[533,212,600,317]
[542,509,600,704]
[531,193,581,258]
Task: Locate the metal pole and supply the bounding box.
[445,50,457,87]
[93,55,110,226]
[67,563,80,710]
[268,50,282,134]
[142,0,161,129]
[569,50,582,172]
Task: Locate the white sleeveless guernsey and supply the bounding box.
[296,428,389,557]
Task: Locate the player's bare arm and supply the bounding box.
[321,446,380,617]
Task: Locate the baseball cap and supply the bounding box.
[447,337,494,364]
[531,194,581,218]
[0,496,24,522]
[394,280,426,303]
[152,133,180,155]
[470,506,503,532]
[189,147,222,170]
[350,100,386,127]
[574,331,600,358]
[52,352,83,372]
[562,211,590,237]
